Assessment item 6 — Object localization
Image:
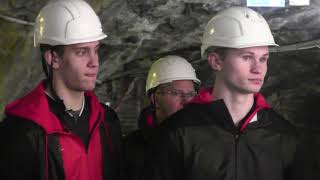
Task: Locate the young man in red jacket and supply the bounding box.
[150,6,308,180]
[0,0,122,180]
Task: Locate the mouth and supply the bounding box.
[85,73,97,78]
[248,78,263,85]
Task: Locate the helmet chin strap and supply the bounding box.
[42,49,59,100]
[44,80,85,119]
[44,57,65,111]
[41,57,50,78]
[45,74,63,103]
[48,78,59,101]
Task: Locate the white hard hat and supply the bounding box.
[146,55,201,93]
[34,0,107,47]
[201,6,278,58]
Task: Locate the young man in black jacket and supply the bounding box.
[150,6,309,180]
[0,0,122,180]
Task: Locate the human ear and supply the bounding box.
[208,52,222,71]
[150,93,160,108]
[44,50,60,69]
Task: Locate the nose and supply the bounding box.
[88,51,99,68]
[251,60,262,74]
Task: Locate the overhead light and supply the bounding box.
[247,0,285,7]
[289,0,310,6]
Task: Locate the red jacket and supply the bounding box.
[1,81,122,180]
[188,87,213,105]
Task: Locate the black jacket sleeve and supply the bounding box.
[288,129,320,180]
[148,128,184,180]
[0,117,42,180]
[102,105,125,180]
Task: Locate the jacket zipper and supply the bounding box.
[86,112,102,153]
[234,133,240,180]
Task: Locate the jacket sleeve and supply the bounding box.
[148,128,184,180]
[287,129,320,180]
[103,106,125,180]
[105,106,123,154]
[0,117,40,180]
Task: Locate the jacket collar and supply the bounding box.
[5,80,104,134]
[188,87,213,105]
[137,106,166,143]
[204,93,271,134]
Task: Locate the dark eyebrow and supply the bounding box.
[72,43,100,50]
[74,47,87,50]
[238,51,269,57]
[261,53,269,57]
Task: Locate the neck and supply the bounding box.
[213,83,254,126]
[49,79,85,111]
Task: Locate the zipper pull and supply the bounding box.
[234,134,240,140]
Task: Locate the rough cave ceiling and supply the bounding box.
[0,0,320,133]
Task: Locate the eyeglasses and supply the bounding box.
[156,89,197,100]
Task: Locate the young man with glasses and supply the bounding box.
[123,55,200,180]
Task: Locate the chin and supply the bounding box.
[240,88,259,94]
[87,85,96,91]
[248,88,261,94]
[247,84,262,92]
[81,84,96,91]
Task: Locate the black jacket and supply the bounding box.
[123,106,163,180]
[0,81,123,180]
[291,128,320,180]
[151,95,308,180]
